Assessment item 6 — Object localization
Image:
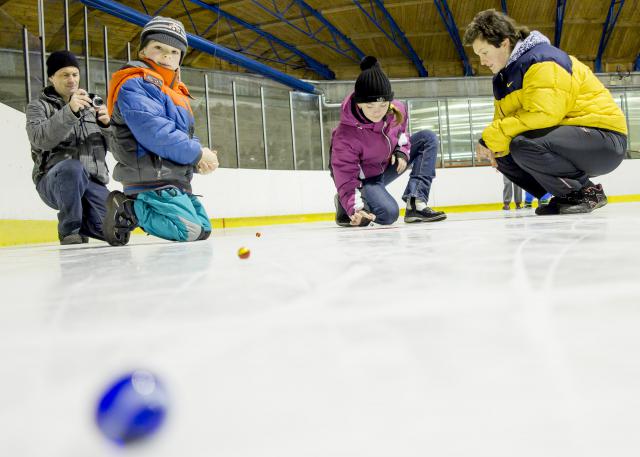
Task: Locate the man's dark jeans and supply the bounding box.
[497,126,627,198]
[36,159,109,240]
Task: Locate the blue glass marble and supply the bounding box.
[96,371,168,444]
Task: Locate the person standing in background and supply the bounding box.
[503,175,522,210]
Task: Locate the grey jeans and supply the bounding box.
[496,126,627,197]
[503,175,522,204]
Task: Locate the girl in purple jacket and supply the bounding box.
[330,56,446,227]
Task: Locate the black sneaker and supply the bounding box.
[535,196,561,215]
[583,184,608,209]
[196,230,212,241]
[558,184,608,214]
[103,191,138,246]
[535,186,604,216]
[334,194,352,227]
[536,190,587,215]
[59,232,85,245]
[405,207,447,223]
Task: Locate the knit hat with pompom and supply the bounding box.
[354,56,394,103]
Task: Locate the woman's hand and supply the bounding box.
[350,210,376,226]
[476,142,497,168]
[390,152,408,173]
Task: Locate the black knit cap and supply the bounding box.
[140,16,188,63]
[354,56,394,103]
[46,50,80,78]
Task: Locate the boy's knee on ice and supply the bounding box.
[187,194,212,232]
[134,189,211,242]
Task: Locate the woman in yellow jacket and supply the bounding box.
[464,10,628,215]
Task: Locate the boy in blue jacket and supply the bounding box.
[103,16,219,246]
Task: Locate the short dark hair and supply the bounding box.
[463,9,529,49]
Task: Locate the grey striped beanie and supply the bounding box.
[140,16,188,63]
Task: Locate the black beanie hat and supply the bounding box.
[46,50,80,78]
[354,56,394,103]
[140,16,188,64]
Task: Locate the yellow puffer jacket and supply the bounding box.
[483,40,627,157]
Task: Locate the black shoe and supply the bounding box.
[196,230,211,241]
[583,184,608,209]
[334,194,352,227]
[535,197,561,215]
[558,185,606,214]
[103,191,138,246]
[405,207,447,223]
[535,185,604,216]
[59,232,85,245]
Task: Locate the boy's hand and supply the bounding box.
[197,147,219,174]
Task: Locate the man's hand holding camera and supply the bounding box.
[95,103,110,126]
[69,89,110,126]
[68,89,92,113]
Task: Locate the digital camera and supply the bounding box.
[88,93,104,108]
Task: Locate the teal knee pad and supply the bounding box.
[187,194,212,232]
[134,189,205,242]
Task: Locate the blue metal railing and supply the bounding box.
[79,0,320,93]
[250,0,365,63]
[433,0,473,76]
[595,0,626,72]
[351,0,428,77]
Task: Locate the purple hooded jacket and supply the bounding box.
[330,92,411,216]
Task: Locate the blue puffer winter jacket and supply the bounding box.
[107,59,203,194]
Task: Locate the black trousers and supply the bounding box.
[36,159,109,240]
[496,126,627,198]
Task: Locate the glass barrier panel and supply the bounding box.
[469,97,494,167]
[625,91,640,159]
[204,74,238,168]
[180,68,209,153]
[322,104,340,171]
[235,79,265,169]
[292,92,323,170]
[407,100,443,167]
[263,86,294,170]
[444,98,473,167]
[0,8,43,110]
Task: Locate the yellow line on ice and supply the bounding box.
[3,194,640,247]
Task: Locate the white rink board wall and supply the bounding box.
[2,101,639,220]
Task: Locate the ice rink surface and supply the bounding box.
[1,204,640,456]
